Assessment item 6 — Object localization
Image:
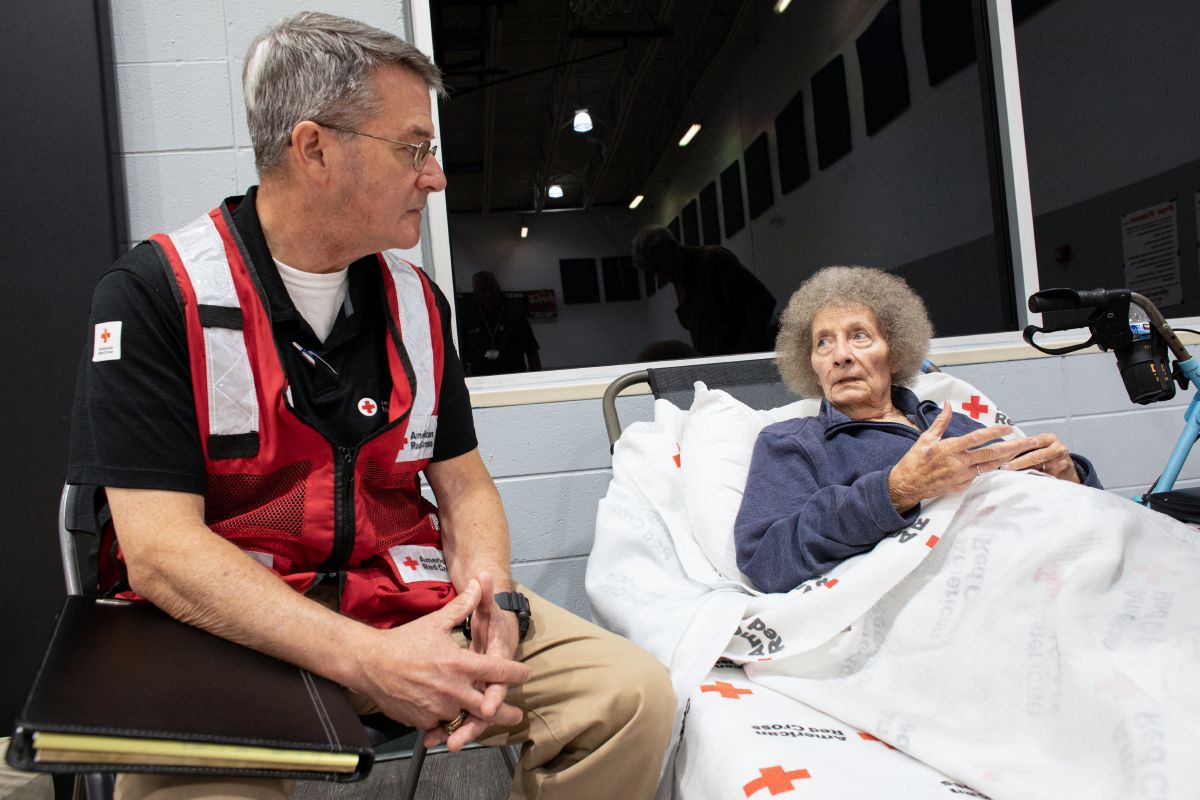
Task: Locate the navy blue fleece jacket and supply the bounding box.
[733,386,1102,593]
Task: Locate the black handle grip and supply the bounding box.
[1027,288,1112,313]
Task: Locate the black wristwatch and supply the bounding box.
[463,591,531,641]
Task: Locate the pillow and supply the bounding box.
[678,373,1016,587]
[679,386,819,587]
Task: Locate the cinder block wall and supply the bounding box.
[110,0,410,244]
[108,2,1197,618]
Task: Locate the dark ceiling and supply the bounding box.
[432,0,756,215]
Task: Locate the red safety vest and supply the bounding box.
[135,202,455,627]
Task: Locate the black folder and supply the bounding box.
[6,596,373,782]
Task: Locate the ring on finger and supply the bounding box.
[975,465,981,477]
[443,710,469,734]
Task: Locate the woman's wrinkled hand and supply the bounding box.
[887,402,1032,512]
[1000,432,1080,483]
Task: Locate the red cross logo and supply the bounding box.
[403,556,419,570]
[358,398,377,416]
[961,395,989,420]
[100,328,111,343]
[926,535,940,548]
[743,766,811,796]
[857,732,896,749]
[700,681,753,700]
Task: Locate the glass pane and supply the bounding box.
[1016,0,1200,318]
[436,0,1010,376]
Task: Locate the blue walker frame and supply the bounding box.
[1137,355,1200,502]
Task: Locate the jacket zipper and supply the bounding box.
[322,445,357,573]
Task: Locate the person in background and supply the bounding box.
[735,266,1101,593]
[632,225,777,357]
[69,12,672,799]
[460,270,542,376]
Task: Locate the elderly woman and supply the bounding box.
[734,266,1102,593]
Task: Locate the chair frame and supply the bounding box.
[55,483,516,800]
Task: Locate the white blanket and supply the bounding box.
[587,381,1200,800]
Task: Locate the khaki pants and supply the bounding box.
[116,587,674,800]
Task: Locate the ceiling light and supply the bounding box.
[547,184,564,199]
[678,123,702,147]
[773,0,792,12]
[520,226,529,238]
[628,195,644,209]
[572,109,593,133]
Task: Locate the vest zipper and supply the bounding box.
[321,445,357,573]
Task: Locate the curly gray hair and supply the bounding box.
[776,266,933,398]
[243,12,445,174]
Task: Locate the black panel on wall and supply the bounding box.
[698,182,721,245]
[0,0,127,730]
[743,133,773,220]
[857,0,910,135]
[775,89,811,194]
[681,199,701,245]
[601,256,640,302]
[720,161,746,238]
[811,55,852,169]
[559,258,601,303]
[921,0,976,86]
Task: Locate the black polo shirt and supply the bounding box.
[68,188,477,495]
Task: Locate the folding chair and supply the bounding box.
[56,484,517,800]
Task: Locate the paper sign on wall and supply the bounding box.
[1121,200,1181,307]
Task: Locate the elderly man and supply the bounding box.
[68,12,672,800]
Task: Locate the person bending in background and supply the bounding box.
[69,12,672,799]
[632,225,777,357]
[460,270,541,376]
[734,266,1102,593]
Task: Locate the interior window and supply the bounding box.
[1015,0,1200,320]
[434,0,1018,376]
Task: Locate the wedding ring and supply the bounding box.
[443,710,469,734]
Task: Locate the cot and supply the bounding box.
[590,358,1200,800]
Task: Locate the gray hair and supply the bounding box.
[243,11,445,173]
[775,266,933,398]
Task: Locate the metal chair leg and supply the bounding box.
[399,736,427,800]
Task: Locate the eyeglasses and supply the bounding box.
[313,122,438,171]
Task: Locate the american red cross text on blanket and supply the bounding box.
[587,372,1200,800]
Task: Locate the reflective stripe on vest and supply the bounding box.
[165,213,260,440]
[382,251,438,462]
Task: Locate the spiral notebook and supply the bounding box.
[6,596,373,782]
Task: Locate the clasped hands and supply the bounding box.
[351,571,529,752]
[888,402,1079,512]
